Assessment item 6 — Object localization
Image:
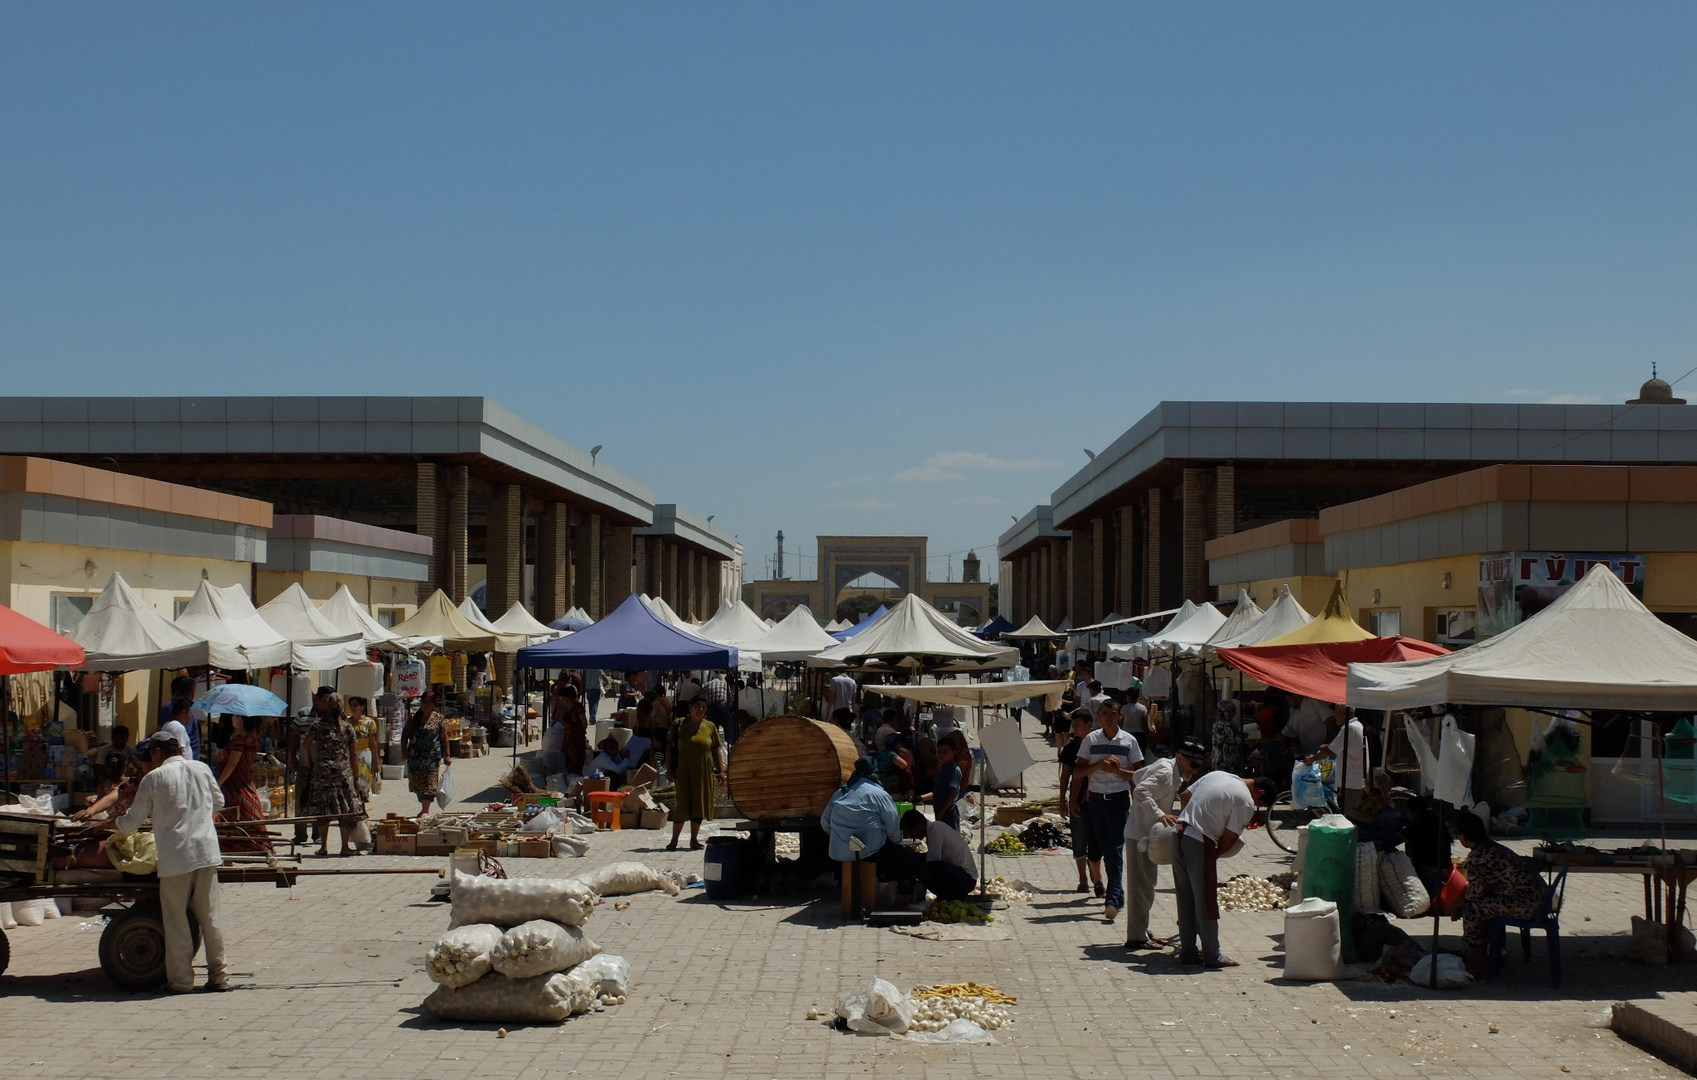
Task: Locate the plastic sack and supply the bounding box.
[1409,953,1472,989]
[1143,822,1175,865]
[1301,816,1358,963]
[1377,850,1430,919]
[351,819,372,847]
[552,836,590,858]
[1292,762,1328,809]
[521,809,561,835]
[1354,844,1382,915]
[12,899,47,927]
[436,764,455,806]
[426,923,505,988]
[1283,898,1343,981]
[1405,716,1438,795]
[106,832,159,875]
[450,871,595,928]
[576,952,631,996]
[834,977,913,1036]
[564,811,596,835]
[1626,916,1669,965]
[579,861,683,898]
[907,1019,998,1045]
[421,969,597,1023]
[0,903,14,930]
[13,793,57,816]
[491,920,601,979]
[1434,715,1474,809]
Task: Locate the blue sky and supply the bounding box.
[3,5,1693,585]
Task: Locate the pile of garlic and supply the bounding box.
[981,876,1033,903]
[1218,874,1289,912]
[599,993,627,1006]
[907,994,1012,1032]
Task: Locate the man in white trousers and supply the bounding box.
[118,734,228,992]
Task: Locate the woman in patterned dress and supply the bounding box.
[303,692,365,856]
[346,696,382,803]
[403,692,447,817]
[1448,812,1547,976]
[215,715,274,853]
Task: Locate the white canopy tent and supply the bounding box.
[70,572,211,671]
[811,594,1018,669]
[174,581,294,670]
[1206,584,1313,650]
[458,597,504,634]
[1003,615,1067,641]
[1108,601,1227,660]
[641,595,697,631]
[695,599,771,648]
[317,585,411,650]
[1348,564,1697,711]
[744,604,840,662]
[257,584,368,669]
[489,601,564,644]
[824,618,851,633]
[1200,589,1263,651]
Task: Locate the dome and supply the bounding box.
[1628,372,1686,405]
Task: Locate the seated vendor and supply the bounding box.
[819,757,922,887]
[73,737,160,825]
[876,734,913,796]
[1448,812,1547,977]
[900,809,978,901]
[587,737,634,786]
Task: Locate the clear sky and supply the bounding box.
[3,5,1693,586]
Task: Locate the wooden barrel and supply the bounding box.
[727,716,859,819]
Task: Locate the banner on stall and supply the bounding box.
[1478,552,1645,637]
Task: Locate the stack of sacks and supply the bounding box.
[423,872,632,1022]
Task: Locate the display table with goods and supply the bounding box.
[1533,844,1696,962]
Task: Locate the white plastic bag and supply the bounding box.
[1409,953,1472,989]
[579,861,682,898]
[834,977,913,1036]
[576,952,631,996]
[907,1019,998,1045]
[436,764,456,806]
[421,969,596,1023]
[1354,843,1382,915]
[565,811,596,835]
[552,836,590,858]
[351,819,372,847]
[1434,714,1475,809]
[0,903,15,930]
[426,923,505,988]
[449,871,594,928]
[521,809,562,835]
[12,899,46,927]
[1283,898,1343,981]
[14,793,57,816]
[1143,822,1175,865]
[1378,850,1430,918]
[490,920,601,979]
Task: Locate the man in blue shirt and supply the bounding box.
[820,757,922,888]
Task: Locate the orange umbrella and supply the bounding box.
[0,603,83,674]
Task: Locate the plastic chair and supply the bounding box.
[1486,865,1568,986]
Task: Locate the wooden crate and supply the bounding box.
[0,814,54,885]
[374,833,416,856]
[726,716,857,819]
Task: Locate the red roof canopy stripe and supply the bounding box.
[1216,638,1447,705]
[0,603,85,674]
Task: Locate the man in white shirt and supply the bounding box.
[1075,700,1143,923]
[1281,696,1335,756]
[1172,768,1273,968]
[1311,714,1368,812]
[1123,741,1190,950]
[901,810,978,901]
[117,735,228,993]
[828,673,858,717]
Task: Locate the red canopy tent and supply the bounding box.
[0,603,83,673]
[1215,637,1447,704]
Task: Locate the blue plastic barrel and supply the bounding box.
[702,836,743,901]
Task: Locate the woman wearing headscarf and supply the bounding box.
[402,692,448,818]
[302,692,365,857]
[819,756,921,887]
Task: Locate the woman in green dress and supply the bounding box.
[667,696,725,851]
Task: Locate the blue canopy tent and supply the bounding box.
[830,604,888,642]
[518,592,737,671]
[973,615,1016,639]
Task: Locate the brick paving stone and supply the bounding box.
[0,722,1690,1077]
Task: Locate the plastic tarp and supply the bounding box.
[257,584,368,669]
[174,581,294,670]
[973,615,1017,639]
[831,605,888,641]
[1206,585,1312,650]
[1348,564,1697,711]
[744,605,840,662]
[811,594,1015,669]
[0,601,83,674]
[878,679,1071,712]
[695,599,770,647]
[517,592,737,671]
[317,585,406,649]
[70,573,209,671]
[392,591,527,653]
[490,602,564,643]
[1217,637,1449,704]
[1003,615,1066,641]
[1257,581,1371,646]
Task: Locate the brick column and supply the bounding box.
[1068,529,1092,627]
[1215,465,1236,537]
[1146,489,1164,612]
[486,483,523,686]
[415,462,442,605]
[664,542,680,607]
[631,535,647,596]
[681,550,697,621]
[443,464,469,690]
[1036,547,1051,627]
[606,524,634,609]
[537,503,569,621]
[572,512,602,619]
[1117,504,1138,615]
[1090,517,1105,622]
[1182,468,1208,604]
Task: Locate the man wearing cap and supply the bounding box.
[1170,763,1274,968]
[1123,740,1196,950]
[117,734,228,992]
[1074,698,1143,923]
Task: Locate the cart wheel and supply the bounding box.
[98,904,199,991]
[1265,790,1308,856]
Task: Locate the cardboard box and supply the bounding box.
[638,808,667,830]
[415,844,454,857]
[581,778,611,794]
[627,763,658,790]
[375,833,417,856]
[414,829,444,847]
[517,839,551,858]
[622,789,659,815]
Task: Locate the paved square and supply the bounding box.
[2,726,1689,1080]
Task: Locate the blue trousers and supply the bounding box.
[1086,791,1130,908]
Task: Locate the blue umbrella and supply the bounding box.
[192,684,289,717]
